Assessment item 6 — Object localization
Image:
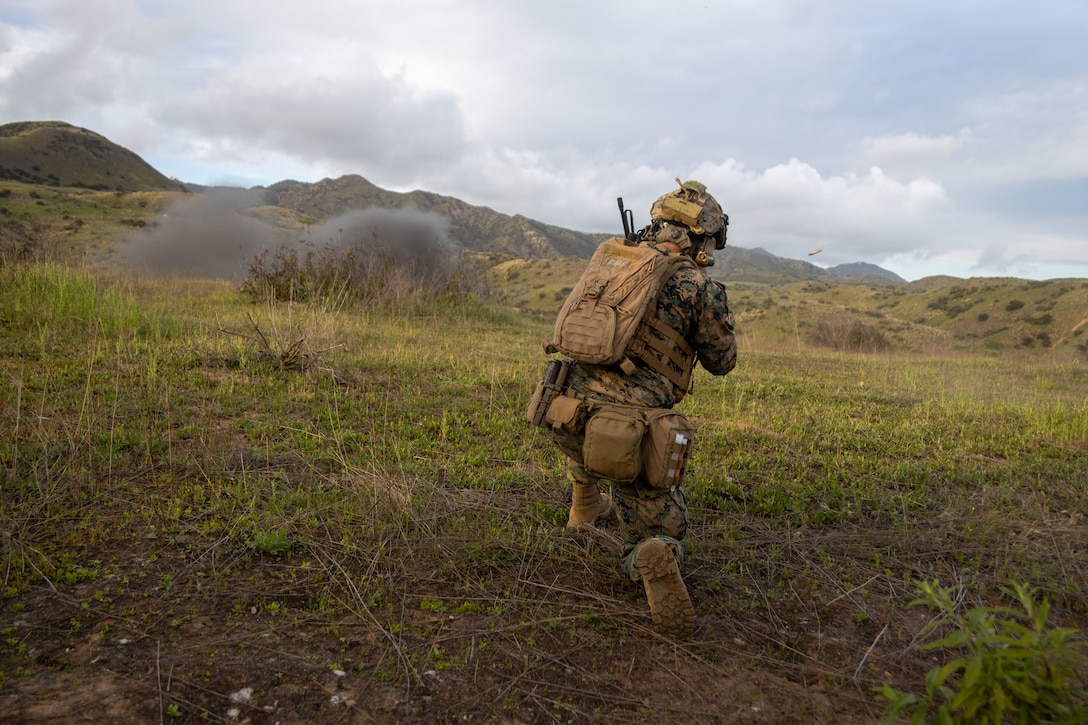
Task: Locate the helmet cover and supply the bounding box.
[649,179,726,239]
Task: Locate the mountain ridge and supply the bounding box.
[260,174,608,259]
[827,261,907,283]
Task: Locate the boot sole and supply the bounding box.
[636,539,694,637]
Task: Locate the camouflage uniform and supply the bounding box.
[543,264,736,580]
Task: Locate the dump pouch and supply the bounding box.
[641,409,695,489]
[582,408,646,483]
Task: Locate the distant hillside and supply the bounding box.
[828,261,907,283]
[262,175,607,259]
[250,177,907,283]
[3,169,1086,358]
[8,119,1086,362]
[701,247,898,287]
[0,121,186,192]
[713,246,829,284]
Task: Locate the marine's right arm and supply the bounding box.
[692,278,737,376]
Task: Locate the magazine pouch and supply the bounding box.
[527,359,572,427]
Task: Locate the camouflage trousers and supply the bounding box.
[565,459,689,582]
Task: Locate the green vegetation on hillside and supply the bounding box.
[0,121,185,192]
[487,257,1088,359]
[0,179,182,264]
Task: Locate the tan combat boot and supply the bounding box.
[635,538,694,637]
[566,482,613,530]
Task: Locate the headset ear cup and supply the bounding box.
[716,215,729,249]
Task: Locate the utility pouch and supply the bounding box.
[543,395,586,434]
[582,408,646,483]
[641,409,695,489]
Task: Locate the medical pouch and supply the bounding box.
[641,409,695,489]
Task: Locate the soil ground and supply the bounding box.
[0,489,935,724]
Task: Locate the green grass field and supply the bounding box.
[1,258,1087,722]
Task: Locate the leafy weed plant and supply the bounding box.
[878,580,1088,724]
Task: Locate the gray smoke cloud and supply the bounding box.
[122,191,458,282]
[122,190,285,280]
[307,207,457,281]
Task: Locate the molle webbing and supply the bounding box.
[626,315,696,393]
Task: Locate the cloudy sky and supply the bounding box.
[2,1,1086,281]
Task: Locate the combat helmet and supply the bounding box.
[647,179,729,255]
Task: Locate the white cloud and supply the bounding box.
[684,159,951,263]
[859,129,972,167]
[964,80,1088,181]
[155,42,467,183]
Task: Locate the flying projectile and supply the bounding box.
[808,248,823,256]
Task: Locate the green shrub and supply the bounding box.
[877,581,1088,724]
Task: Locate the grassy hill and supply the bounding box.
[485,255,1088,360]
[0,121,186,193]
[0,178,179,263]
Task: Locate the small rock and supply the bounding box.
[64,633,103,666]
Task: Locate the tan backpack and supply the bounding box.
[547,238,696,387]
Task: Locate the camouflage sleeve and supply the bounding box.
[691,278,737,376]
